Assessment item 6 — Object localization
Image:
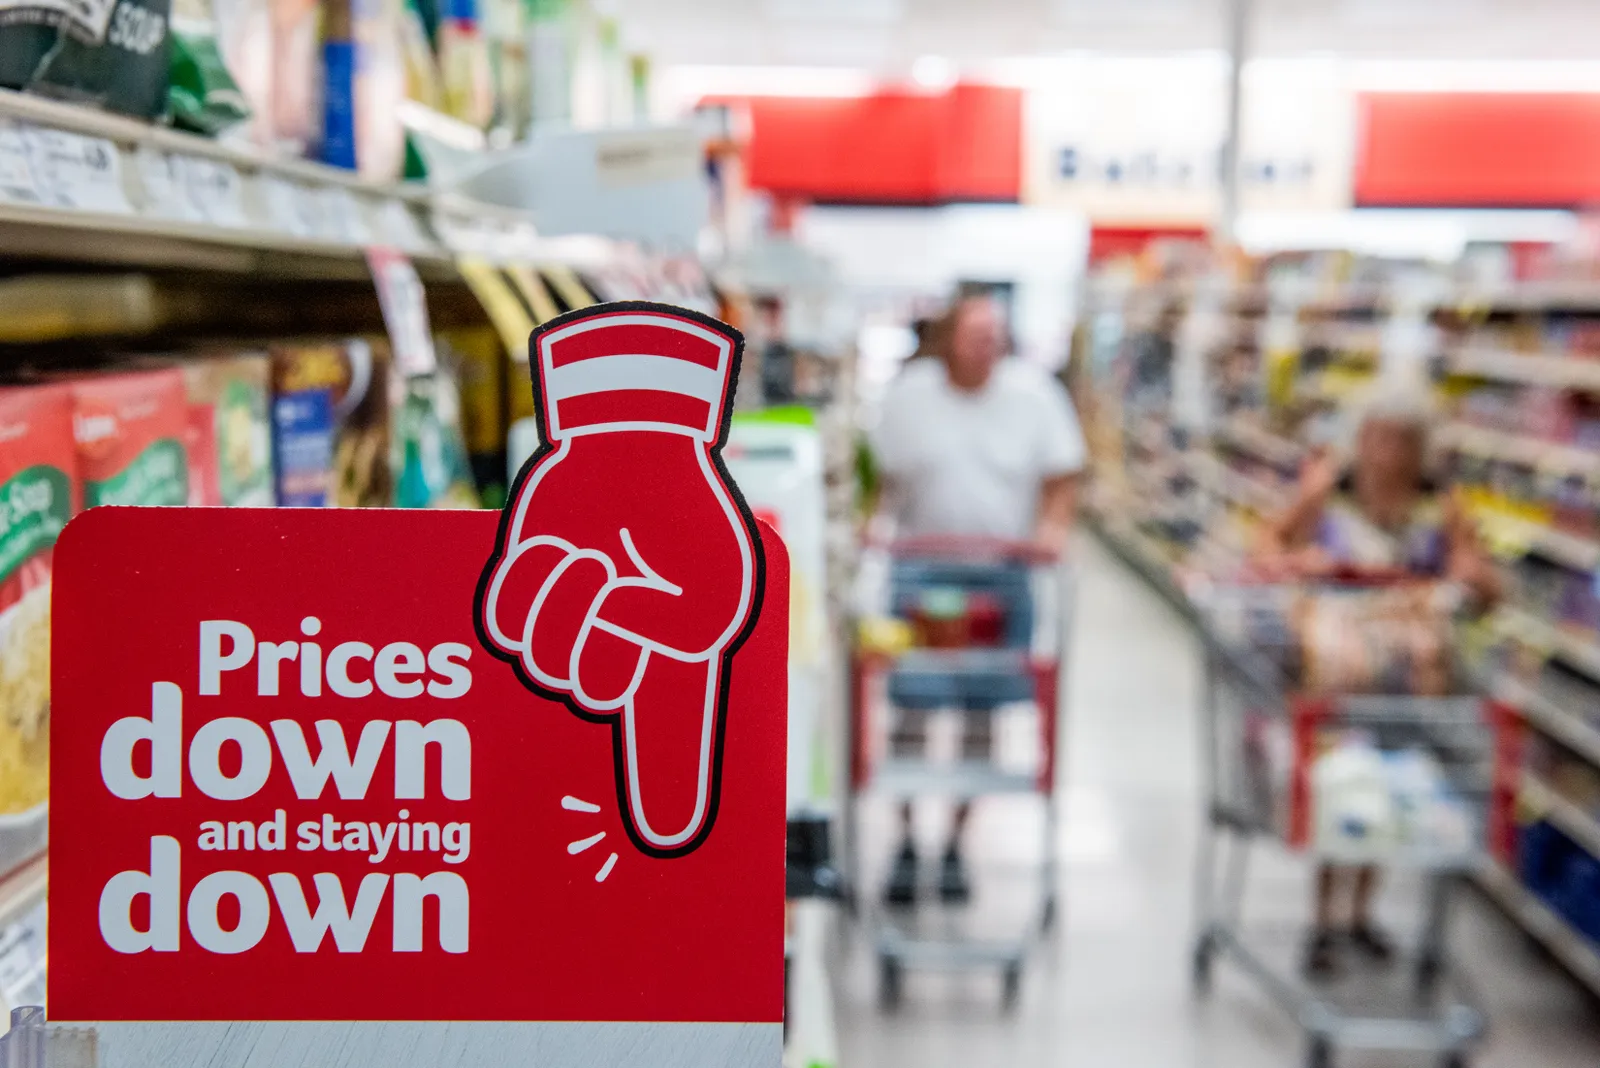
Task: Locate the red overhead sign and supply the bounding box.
[48,304,787,1065]
[1356,92,1600,208]
[730,82,1023,205]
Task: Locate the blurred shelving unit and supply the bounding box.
[1083,250,1600,1003]
[1475,858,1600,998]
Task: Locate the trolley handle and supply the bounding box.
[883,534,1061,566]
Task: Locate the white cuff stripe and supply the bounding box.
[545,354,723,404]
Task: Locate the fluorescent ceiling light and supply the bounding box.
[660,64,876,101]
[911,55,957,91]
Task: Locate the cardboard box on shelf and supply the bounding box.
[67,368,191,509]
[181,352,274,507]
[270,338,393,507]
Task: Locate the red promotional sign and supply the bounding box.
[47,304,786,1064]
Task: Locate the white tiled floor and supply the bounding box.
[835,534,1600,1067]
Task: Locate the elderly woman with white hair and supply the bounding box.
[1256,396,1501,978]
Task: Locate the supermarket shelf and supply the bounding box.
[1470,509,1600,572]
[1521,773,1600,862]
[1437,422,1600,478]
[1496,606,1600,683]
[1192,452,1281,512]
[1454,280,1600,312]
[0,852,46,931]
[1304,319,1383,358]
[1494,672,1600,769]
[1213,416,1305,471]
[1445,346,1600,393]
[1474,857,1600,999]
[0,89,545,279]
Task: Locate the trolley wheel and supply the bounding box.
[878,954,902,1011]
[1192,934,1216,992]
[1306,1037,1334,1068]
[1001,961,1022,1010]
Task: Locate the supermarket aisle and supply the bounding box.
[836,534,1600,1067]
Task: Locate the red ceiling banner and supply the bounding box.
[1356,92,1600,208]
[728,83,1023,205]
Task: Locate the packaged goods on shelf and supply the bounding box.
[64,367,190,508]
[273,0,323,154]
[0,385,75,819]
[168,0,252,135]
[439,326,507,499]
[1518,820,1600,947]
[0,0,172,119]
[393,365,478,509]
[177,352,274,506]
[269,338,392,507]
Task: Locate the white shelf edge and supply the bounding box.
[1213,416,1305,470]
[1446,345,1600,392]
[1496,607,1600,683]
[1494,672,1600,769]
[1468,508,1600,572]
[1475,856,1600,998]
[1522,773,1600,862]
[1453,281,1600,311]
[0,200,448,267]
[1438,422,1600,478]
[0,87,423,200]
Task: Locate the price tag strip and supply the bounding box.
[135,146,203,223]
[181,156,251,229]
[0,121,41,205]
[48,303,785,1067]
[24,125,131,214]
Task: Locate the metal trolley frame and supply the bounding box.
[1190,595,1503,1068]
[845,536,1071,1010]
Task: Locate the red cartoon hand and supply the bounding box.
[477,306,761,856]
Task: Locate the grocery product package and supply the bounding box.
[270,338,392,506]
[0,0,173,118]
[436,326,505,499]
[212,0,274,144]
[393,368,479,509]
[167,0,251,135]
[320,0,406,178]
[66,367,191,507]
[271,0,321,154]
[1297,585,1454,696]
[180,352,273,506]
[0,385,77,822]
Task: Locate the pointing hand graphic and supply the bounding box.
[477,305,764,857]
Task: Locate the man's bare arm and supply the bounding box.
[1034,473,1078,555]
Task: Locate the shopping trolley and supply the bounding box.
[846,536,1070,1009]
[1190,580,1507,1068]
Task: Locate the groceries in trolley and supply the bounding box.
[1310,733,1477,859]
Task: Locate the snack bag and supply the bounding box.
[68,368,190,508]
[0,385,78,815]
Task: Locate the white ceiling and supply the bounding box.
[610,0,1600,69]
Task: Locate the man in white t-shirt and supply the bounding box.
[870,293,1086,905]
